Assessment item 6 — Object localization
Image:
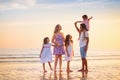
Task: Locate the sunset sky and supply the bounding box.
[0,0,120,49]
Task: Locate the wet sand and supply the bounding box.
[0,58,120,80]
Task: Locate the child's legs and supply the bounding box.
[67,61,70,70]
[43,63,46,71]
[48,62,52,70]
[54,55,59,71]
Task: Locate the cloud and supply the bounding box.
[37,0,77,4]
[0,0,36,10]
[36,0,117,9]
[0,0,101,10]
[0,0,119,10]
[36,0,100,9]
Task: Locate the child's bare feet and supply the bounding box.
[66,69,73,72]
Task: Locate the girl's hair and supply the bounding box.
[80,23,88,31]
[82,15,88,19]
[65,34,73,47]
[54,24,60,34]
[43,37,49,44]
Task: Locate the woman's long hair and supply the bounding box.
[54,24,60,34]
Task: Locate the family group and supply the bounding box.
[39,15,93,72]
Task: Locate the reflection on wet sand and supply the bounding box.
[40,71,64,80]
[80,71,88,80]
[67,72,73,80]
[40,71,88,80]
[40,72,52,80]
[54,71,64,80]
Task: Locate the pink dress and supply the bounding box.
[53,34,65,55]
[81,19,90,31]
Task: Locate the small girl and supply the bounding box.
[75,15,92,40]
[65,34,74,72]
[75,15,93,31]
[40,37,53,72]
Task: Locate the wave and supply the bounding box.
[0,56,120,63]
[0,48,120,62]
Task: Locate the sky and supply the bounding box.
[0,0,120,49]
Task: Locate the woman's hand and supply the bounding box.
[54,42,60,47]
[56,43,60,46]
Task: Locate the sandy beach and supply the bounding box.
[0,0,120,80]
[0,57,120,80]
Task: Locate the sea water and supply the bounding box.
[0,48,120,62]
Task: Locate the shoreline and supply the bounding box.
[0,58,120,80]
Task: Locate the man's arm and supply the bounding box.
[85,37,89,52]
[74,21,80,33]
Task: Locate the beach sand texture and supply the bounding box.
[0,59,120,80]
[0,49,120,80]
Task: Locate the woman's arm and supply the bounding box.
[52,34,59,46]
[61,32,65,41]
[52,34,55,43]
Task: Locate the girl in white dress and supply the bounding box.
[65,34,74,72]
[40,37,53,72]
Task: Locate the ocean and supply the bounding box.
[0,48,120,63]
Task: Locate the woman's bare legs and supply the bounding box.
[59,55,62,72]
[54,55,58,72]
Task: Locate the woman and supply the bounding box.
[52,24,65,72]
